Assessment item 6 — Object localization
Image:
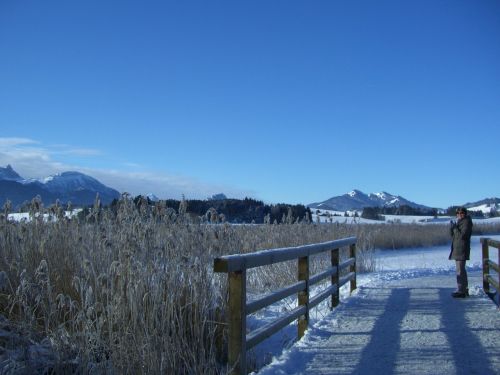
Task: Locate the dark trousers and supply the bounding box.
[455,260,468,293]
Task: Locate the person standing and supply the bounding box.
[449,207,473,298]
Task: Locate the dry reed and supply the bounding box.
[0,196,498,374]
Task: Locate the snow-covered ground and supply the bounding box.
[6,209,82,222]
[249,235,500,374]
[310,209,500,225]
[310,208,442,224]
[467,202,500,215]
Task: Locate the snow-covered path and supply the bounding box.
[257,270,500,375]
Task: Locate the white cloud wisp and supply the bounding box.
[0,137,252,200]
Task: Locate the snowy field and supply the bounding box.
[249,235,500,374]
[310,209,500,225]
[8,209,500,227]
[7,209,82,221]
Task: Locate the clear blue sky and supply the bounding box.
[1,1,499,208]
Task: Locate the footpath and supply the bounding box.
[256,271,500,375]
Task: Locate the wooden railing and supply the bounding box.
[213,237,357,375]
[481,237,500,305]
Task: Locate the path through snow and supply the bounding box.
[256,271,499,375]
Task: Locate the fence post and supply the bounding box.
[215,307,226,363]
[331,248,340,309]
[497,247,500,306]
[228,270,246,375]
[298,255,309,338]
[349,243,357,293]
[481,238,490,294]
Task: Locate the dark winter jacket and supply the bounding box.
[449,215,473,261]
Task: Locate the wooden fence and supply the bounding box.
[481,237,500,305]
[213,237,357,375]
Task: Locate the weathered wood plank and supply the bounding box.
[309,284,338,310]
[332,248,340,308]
[298,256,309,339]
[339,272,356,288]
[246,306,308,350]
[216,236,358,374]
[483,240,490,293]
[487,259,500,274]
[214,237,357,273]
[486,275,499,291]
[481,237,500,248]
[339,257,355,271]
[310,266,338,286]
[349,243,357,292]
[228,271,246,375]
[246,281,306,315]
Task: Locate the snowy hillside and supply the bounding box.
[310,208,500,225]
[308,190,433,211]
[0,165,120,208]
[466,202,500,215]
[0,165,22,181]
[40,171,116,194]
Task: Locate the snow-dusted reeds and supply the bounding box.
[365,220,500,250]
[0,196,499,374]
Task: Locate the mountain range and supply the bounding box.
[463,198,500,215]
[2,164,498,214]
[0,165,120,209]
[308,190,436,211]
[308,190,500,213]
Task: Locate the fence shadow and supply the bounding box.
[439,288,497,375]
[353,287,410,375]
[258,283,499,375]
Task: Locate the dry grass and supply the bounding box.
[1,196,499,374]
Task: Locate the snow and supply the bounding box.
[147,193,159,202]
[310,209,500,225]
[468,203,500,214]
[249,235,500,374]
[41,175,55,183]
[7,209,82,222]
[373,192,387,200]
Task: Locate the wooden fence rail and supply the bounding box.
[481,237,500,305]
[213,237,357,375]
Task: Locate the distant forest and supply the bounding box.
[361,205,438,220]
[104,196,313,224]
[361,205,494,220]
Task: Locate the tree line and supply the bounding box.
[361,204,497,220]
[104,195,313,224]
[361,205,438,220]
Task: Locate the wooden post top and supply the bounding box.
[481,237,500,248]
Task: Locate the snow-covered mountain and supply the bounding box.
[209,193,228,201]
[465,198,500,215]
[39,171,115,194]
[308,189,433,211]
[146,193,159,202]
[0,165,120,209]
[0,165,23,182]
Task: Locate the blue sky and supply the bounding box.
[1,1,499,208]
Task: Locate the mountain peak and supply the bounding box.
[347,189,364,197]
[40,171,105,193]
[209,193,228,200]
[309,189,432,211]
[147,193,159,202]
[0,165,120,209]
[0,165,23,182]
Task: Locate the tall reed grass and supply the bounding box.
[0,196,498,373]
